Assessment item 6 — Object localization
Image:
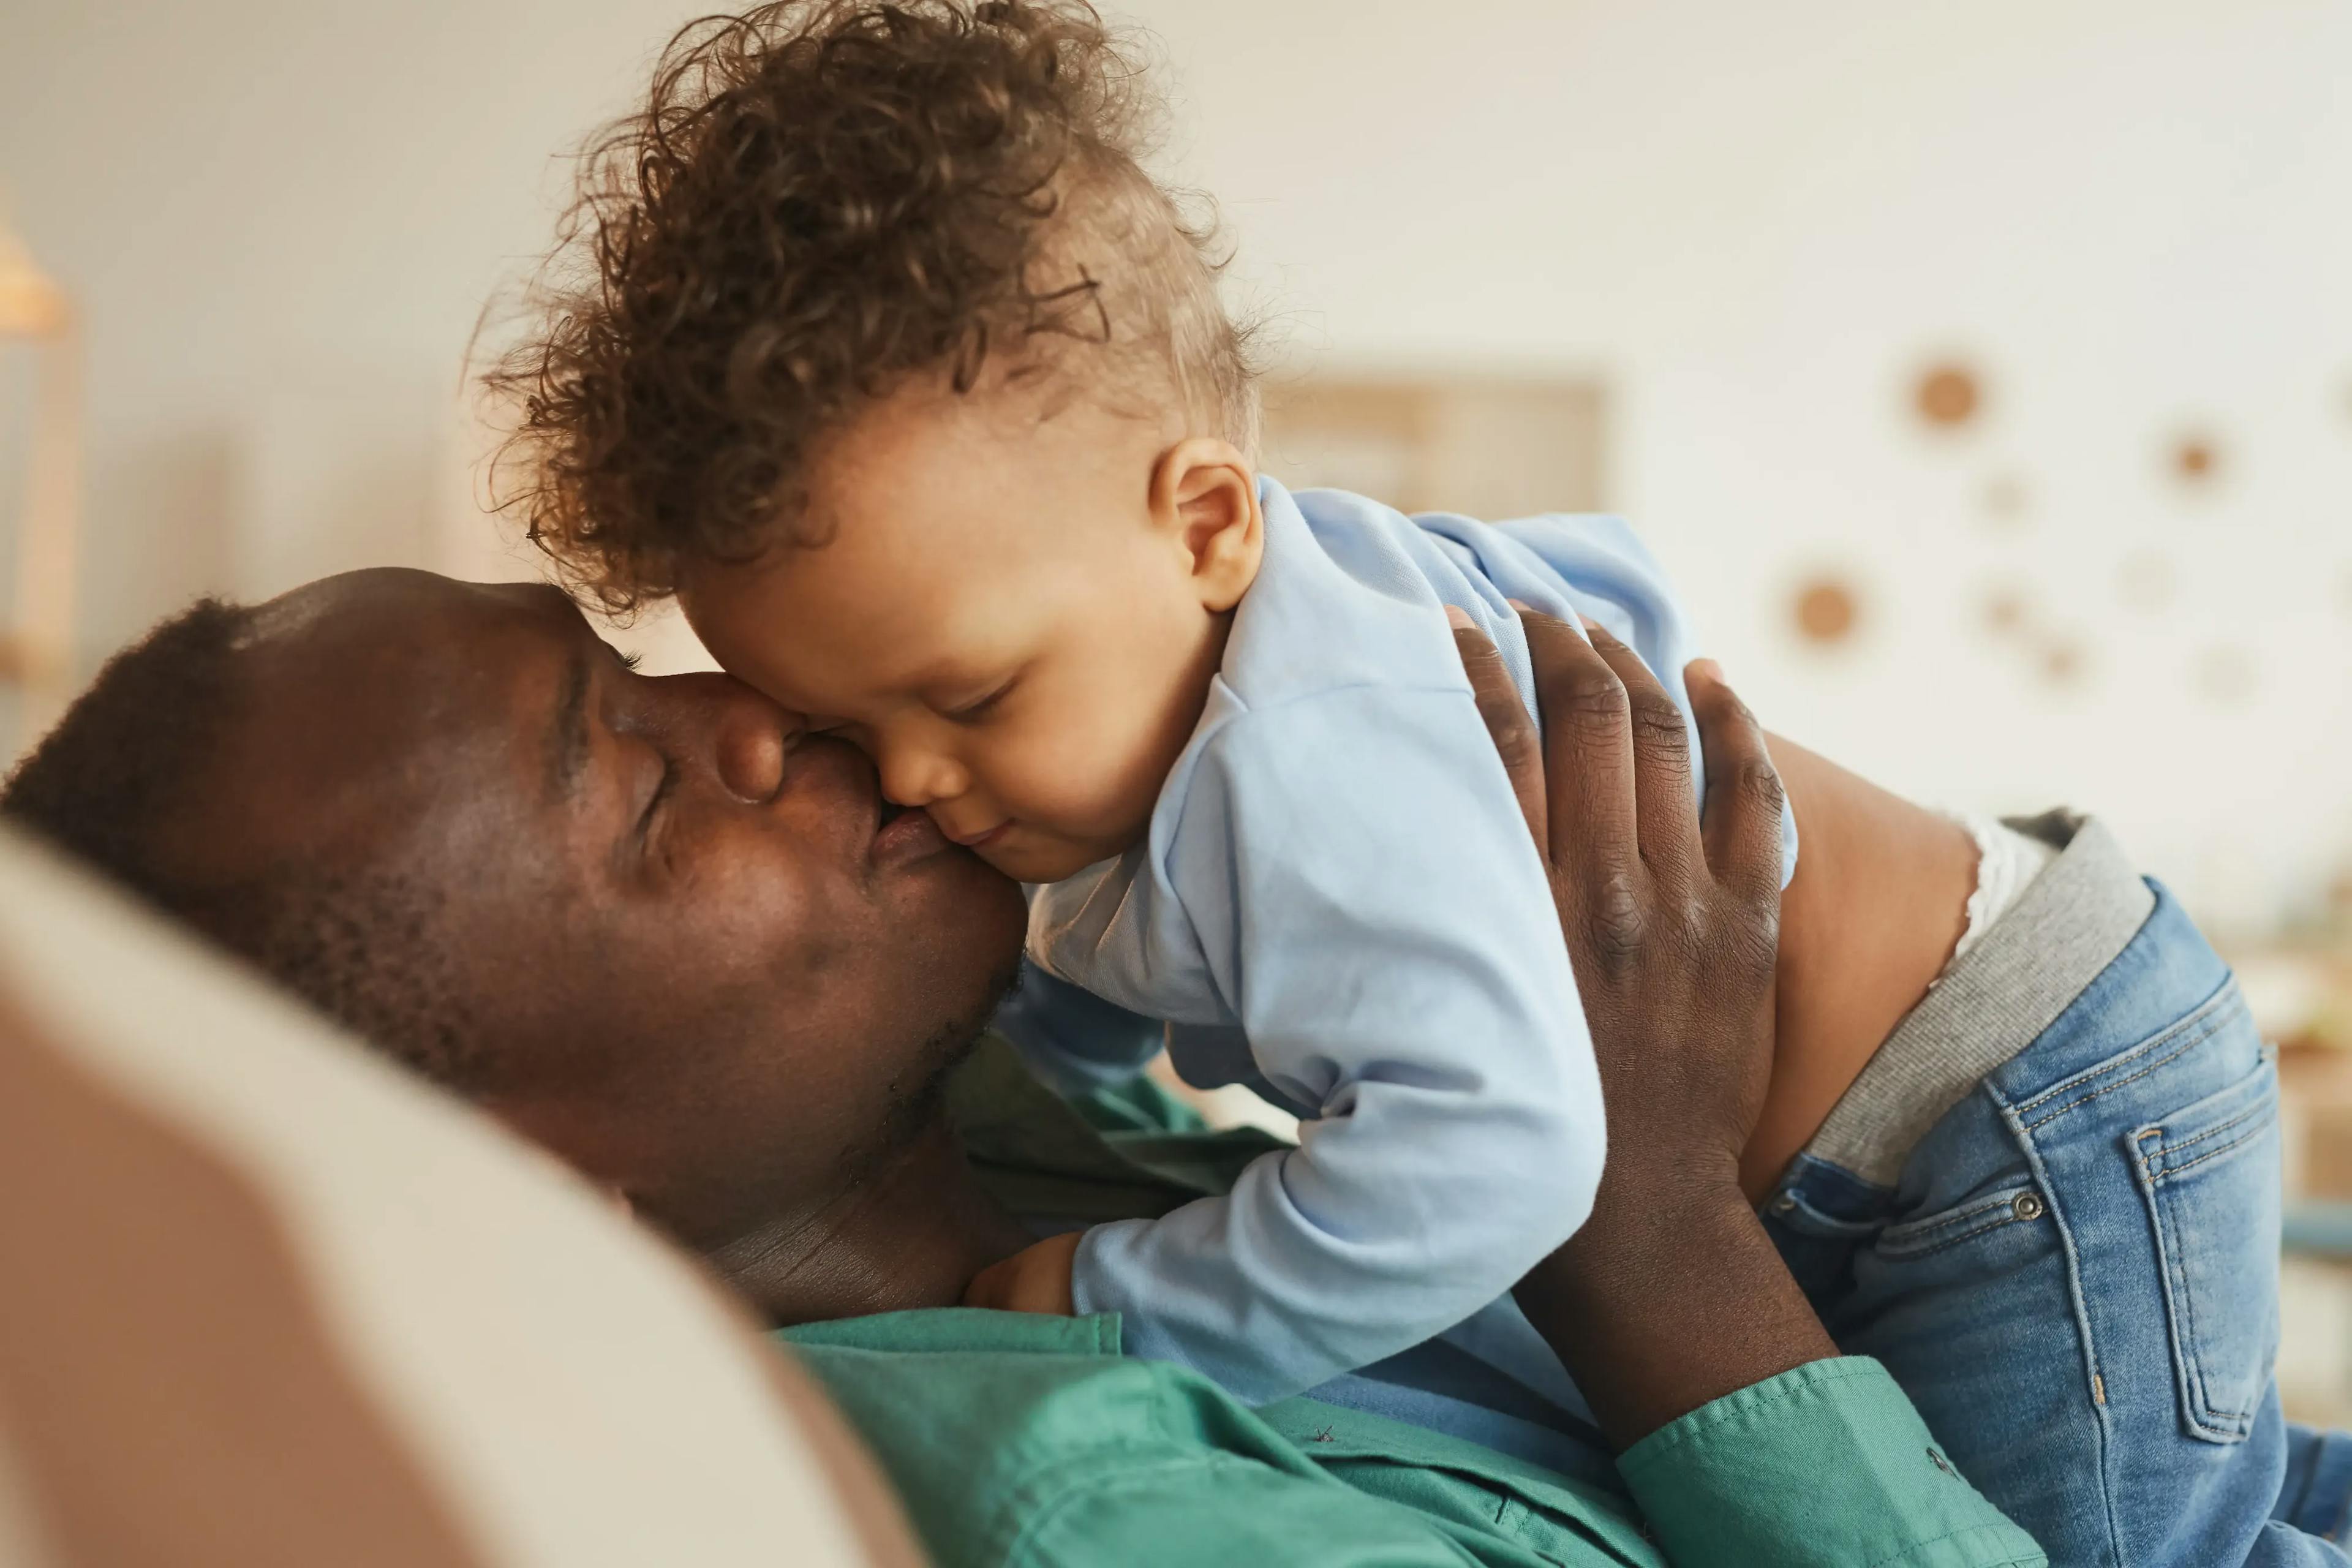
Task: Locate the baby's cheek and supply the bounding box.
[996,735,1157,845]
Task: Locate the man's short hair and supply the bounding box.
[2,601,477,1088]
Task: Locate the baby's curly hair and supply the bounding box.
[489,0,1259,613]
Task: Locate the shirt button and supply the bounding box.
[2013,1191,2046,1221]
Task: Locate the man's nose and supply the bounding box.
[712,699,787,802]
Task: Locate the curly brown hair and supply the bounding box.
[488,0,1258,613]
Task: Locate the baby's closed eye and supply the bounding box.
[938,675,1020,725]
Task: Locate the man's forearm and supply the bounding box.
[1515,1170,1837,1449]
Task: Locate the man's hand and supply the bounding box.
[1451,609,1835,1447]
[960,1231,1081,1316]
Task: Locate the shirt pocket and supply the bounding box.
[2130,1057,2282,1444]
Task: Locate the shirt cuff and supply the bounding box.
[1618,1356,2046,1568]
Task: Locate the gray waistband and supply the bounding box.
[1800,810,2156,1188]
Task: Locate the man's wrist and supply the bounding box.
[1539,1161,1749,1319]
[1518,1167,1836,1447]
[1580,1150,1746,1241]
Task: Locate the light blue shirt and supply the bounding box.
[1003,478,1798,1406]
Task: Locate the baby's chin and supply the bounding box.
[978,826,1139,886]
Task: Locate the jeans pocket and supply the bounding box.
[1876,1184,2048,1260]
[2131,1058,2282,1444]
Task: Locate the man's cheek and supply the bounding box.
[676,865,864,993]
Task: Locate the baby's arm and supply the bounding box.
[1069,684,1601,1405]
[989,957,1166,1098]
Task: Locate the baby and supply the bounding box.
[498,4,2294,1560]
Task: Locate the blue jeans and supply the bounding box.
[1765,883,2352,1566]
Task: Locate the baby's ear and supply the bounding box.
[1152,437,1262,612]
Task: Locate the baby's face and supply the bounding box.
[684,375,1248,885]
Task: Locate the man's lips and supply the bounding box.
[871,796,950,866]
[780,736,959,869]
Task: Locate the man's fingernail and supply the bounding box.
[1445,605,1477,630]
[1689,658,1725,684]
[1506,598,1534,614]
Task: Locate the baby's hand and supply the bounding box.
[962,1231,1081,1316]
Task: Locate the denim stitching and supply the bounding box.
[2013,977,2245,1113]
[2010,997,2210,1116]
[2019,992,2246,1131]
[2141,1117,2272,1185]
[2144,1083,2271,1156]
[2136,1125,2259,1431]
[2012,981,2243,1120]
[2021,1025,2207,1130]
[1877,1191,2043,1259]
[2149,1101,2269,1166]
[1997,1085,2127,1564]
[2135,1128,2212,1426]
[1877,1210,2032,1261]
[1883,1191,2021,1240]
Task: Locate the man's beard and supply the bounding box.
[837,951,1024,1189]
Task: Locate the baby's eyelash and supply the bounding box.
[945,682,1014,722]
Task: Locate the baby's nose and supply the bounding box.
[714,704,787,802]
[879,744,964,808]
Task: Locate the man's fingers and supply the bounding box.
[1580,622,1700,885]
[1450,611,1547,847]
[1686,660,1785,908]
[1520,610,1637,900]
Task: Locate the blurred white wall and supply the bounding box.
[1134,0,2352,932]
[0,0,710,643]
[6,0,2351,927]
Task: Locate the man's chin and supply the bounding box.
[851,949,1024,1180]
[887,848,1028,1057]
[895,832,1027,927]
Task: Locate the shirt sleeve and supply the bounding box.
[1618,1357,2047,1568]
[1071,685,1602,1404]
[1472,510,1798,890]
[989,957,1168,1098]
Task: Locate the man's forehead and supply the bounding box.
[236,571,595,809]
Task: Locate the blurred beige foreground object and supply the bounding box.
[0,825,922,1568]
[0,215,79,755]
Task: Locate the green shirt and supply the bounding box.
[777,1042,2045,1567]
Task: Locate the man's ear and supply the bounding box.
[1149,438,1262,613]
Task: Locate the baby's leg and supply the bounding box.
[2278,1424,2352,1544]
[1766,840,2328,1566]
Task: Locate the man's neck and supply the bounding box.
[708,1121,1036,1326]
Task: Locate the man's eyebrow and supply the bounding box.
[546,644,594,803]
